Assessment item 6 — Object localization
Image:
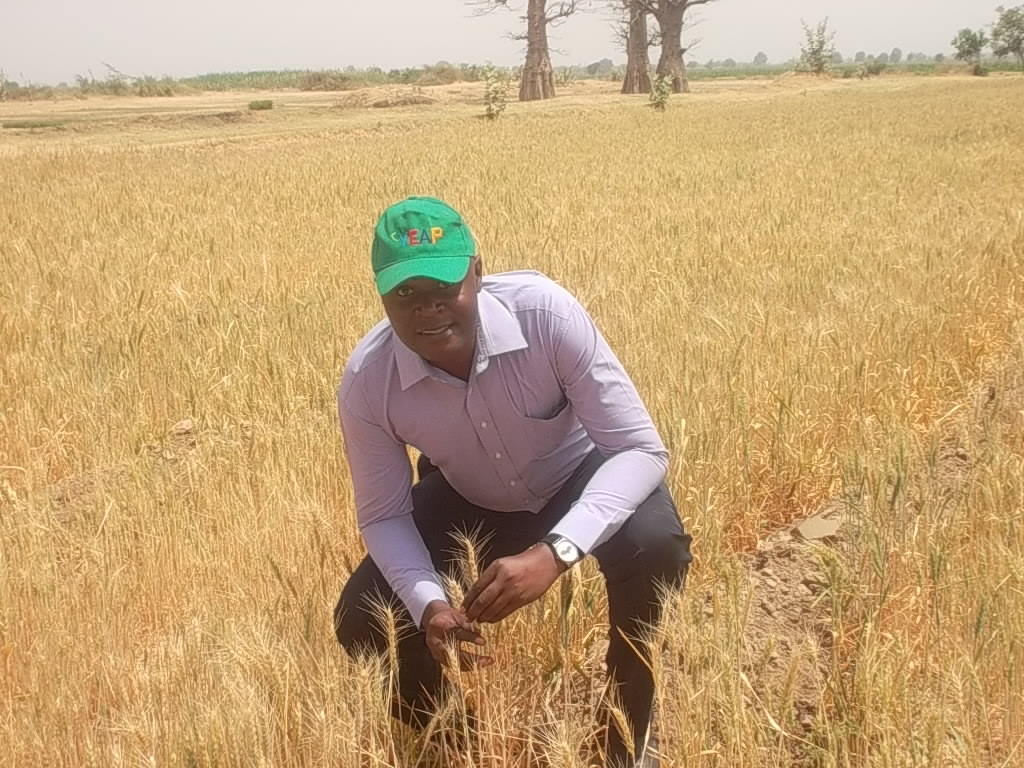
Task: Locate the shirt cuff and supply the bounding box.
[549,499,632,556]
[406,580,450,630]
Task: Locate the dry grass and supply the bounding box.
[1,77,1022,767]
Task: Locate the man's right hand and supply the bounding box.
[420,599,494,670]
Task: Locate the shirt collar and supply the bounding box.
[393,288,528,390]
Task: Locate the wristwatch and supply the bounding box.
[540,534,582,571]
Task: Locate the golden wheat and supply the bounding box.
[1,77,1022,767]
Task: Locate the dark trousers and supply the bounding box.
[334,450,692,761]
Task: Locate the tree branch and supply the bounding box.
[546,0,581,24]
[639,0,663,25]
[468,0,517,17]
[649,22,663,48]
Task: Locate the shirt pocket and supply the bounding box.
[495,352,565,420]
[513,400,577,463]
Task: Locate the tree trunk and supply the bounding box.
[655,3,689,93]
[622,0,651,94]
[520,0,556,101]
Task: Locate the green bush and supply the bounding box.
[482,64,509,120]
[248,99,273,111]
[649,75,672,112]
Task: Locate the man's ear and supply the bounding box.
[473,256,484,291]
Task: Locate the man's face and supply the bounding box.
[381,258,483,372]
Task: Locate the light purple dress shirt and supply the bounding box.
[337,270,668,627]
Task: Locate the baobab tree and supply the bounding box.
[472,1,588,101]
[643,0,716,93]
[617,0,656,93]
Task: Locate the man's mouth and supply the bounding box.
[418,324,453,337]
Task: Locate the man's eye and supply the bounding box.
[438,281,457,291]
[396,286,414,298]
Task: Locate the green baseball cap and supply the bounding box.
[371,196,477,295]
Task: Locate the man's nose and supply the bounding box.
[413,296,444,315]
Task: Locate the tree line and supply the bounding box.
[473,1,1024,102]
[952,5,1024,73]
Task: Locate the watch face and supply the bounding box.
[555,539,579,563]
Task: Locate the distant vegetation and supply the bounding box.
[0,5,1021,104]
[0,57,1019,103]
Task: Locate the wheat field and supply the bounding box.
[1,77,1022,767]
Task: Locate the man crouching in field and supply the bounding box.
[333,196,692,767]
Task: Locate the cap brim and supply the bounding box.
[375,256,472,296]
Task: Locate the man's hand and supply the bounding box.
[421,600,493,670]
[462,544,562,624]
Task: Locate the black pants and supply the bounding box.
[334,450,692,760]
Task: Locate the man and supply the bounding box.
[333,196,692,767]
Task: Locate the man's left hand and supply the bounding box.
[462,544,562,624]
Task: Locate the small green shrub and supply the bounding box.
[649,75,672,112]
[249,100,273,111]
[798,18,836,74]
[482,64,509,120]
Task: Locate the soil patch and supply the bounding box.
[132,110,248,128]
[334,87,438,110]
[23,419,203,524]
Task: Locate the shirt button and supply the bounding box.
[509,480,517,487]
[495,452,502,459]
[480,421,488,429]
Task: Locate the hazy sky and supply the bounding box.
[1,0,994,85]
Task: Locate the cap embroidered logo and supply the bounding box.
[391,227,444,247]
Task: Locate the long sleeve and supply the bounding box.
[547,301,669,553]
[337,370,447,628]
